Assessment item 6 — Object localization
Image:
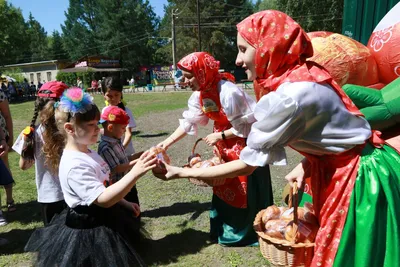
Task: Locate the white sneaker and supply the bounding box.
[0,211,7,226]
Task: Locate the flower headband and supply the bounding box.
[55,87,93,115]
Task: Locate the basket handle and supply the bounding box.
[288,181,299,244]
[192,138,223,162]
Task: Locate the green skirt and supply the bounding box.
[210,165,273,247]
[334,143,400,267]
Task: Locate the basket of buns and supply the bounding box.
[186,138,226,187]
[253,182,318,267]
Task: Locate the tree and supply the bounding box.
[61,0,101,60]
[156,0,255,69]
[256,0,278,11]
[273,0,344,33]
[26,13,51,62]
[0,0,29,65]
[49,30,68,60]
[61,0,159,70]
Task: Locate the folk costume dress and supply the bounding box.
[237,11,400,267]
[178,52,273,246]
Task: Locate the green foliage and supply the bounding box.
[0,0,30,65]
[256,0,278,11]
[56,70,95,88]
[49,30,68,60]
[156,0,255,69]
[270,0,344,33]
[61,0,159,70]
[1,67,25,83]
[26,13,50,62]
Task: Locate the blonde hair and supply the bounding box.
[41,102,100,174]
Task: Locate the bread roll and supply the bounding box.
[264,219,288,239]
[285,220,318,243]
[262,205,281,224]
[189,156,202,167]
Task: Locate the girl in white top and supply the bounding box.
[13,81,68,225]
[25,88,156,267]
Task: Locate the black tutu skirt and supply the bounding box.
[25,204,146,267]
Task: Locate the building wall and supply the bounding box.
[3,62,60,85]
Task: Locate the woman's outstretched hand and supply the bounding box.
[152,159,182,181]
[156,137,174,151]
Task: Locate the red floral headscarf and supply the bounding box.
[177,52,221,91]
[237,10,362,116]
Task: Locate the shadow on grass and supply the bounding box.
[132,130,142,136]
[142,201,210,220]
[142,228,211,265]
[4,201,42,225]
[136,132,169,138]
[0,228,35,256]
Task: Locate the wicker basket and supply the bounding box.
[254,182,315,267]
[187,138,226,187]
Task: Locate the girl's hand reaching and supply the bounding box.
[129,150,157,179]
[204,132,221,146]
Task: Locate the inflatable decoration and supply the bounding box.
[343,78,400,130]
[343,77,400,153]
[307,31,379,87]
[367,2,400,84]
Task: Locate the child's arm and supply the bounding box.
[95,150,156,208]
[119,199,140,217]
[0,126,7,157]
[111,159,136,176]
[19,157,34,170]
[122,126,132,149]
[128,151,144,161]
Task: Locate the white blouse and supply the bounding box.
[240,82,372,166]
[179,80,256,137]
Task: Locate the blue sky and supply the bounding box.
[9,0,168,34]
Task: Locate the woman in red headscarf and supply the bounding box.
[157,52,273,246]
[160,11,400,267]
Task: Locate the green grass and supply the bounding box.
[0,91,296,266]
[0,92,192,267]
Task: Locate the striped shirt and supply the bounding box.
[98,135,129,183]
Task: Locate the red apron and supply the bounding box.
[200,89,248,209]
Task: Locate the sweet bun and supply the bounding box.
[262,205,281,224]
[264,219,288,239]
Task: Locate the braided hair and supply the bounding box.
[21,97,54,160]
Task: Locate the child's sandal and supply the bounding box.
[7,201,16,212]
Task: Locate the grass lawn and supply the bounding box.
[0,91,302,266]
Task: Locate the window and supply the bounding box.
[30,73,34,83]
[47,72,52,81]
[36,73,41,84]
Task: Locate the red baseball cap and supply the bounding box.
[100,106,130,125]
[37,81,69,98]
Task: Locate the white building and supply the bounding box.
[2,60,69,85]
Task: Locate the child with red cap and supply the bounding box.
[13,81,69,225]
[98,106,141,218]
